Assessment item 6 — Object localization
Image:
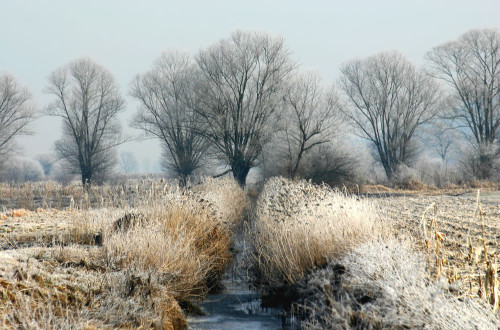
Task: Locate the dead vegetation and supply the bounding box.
[0,176,498,328]
[0,177,248,329]
[249,177,388,298]
[377,189,500,315]
[250,178,499,327]
[299,239,498,329]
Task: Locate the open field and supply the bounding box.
[377,191,499,305]
[0,178,498,329]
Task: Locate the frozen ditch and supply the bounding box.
[188,238,293,329]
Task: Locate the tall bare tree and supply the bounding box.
[45,58,125,185]
[339,51,441,179]
[194,31,295,186]
[0,73,35,170]
[426,28,500,179]
[130,51,208,184]
[280,72,342,179]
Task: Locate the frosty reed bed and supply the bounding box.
[0,177,248,328]
[250,177,388,288]
[300,239,499,329]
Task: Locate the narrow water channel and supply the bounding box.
[188,239,293,329]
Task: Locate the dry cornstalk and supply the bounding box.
[474,189,489,263]
[485,261,499,312]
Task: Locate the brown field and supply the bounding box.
[376,190,499,308]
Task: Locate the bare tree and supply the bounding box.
[194,31,295,186]
[45,58,125,185]
[120,151,138,174]
[426,28,500,179]
[426,121,459,165]
[130,51,208,184]
[36,153,56,176]
[0,73,35,170]
[280,72,342,179]
[339,51,442,180]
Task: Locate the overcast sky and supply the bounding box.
[2,0,499,172]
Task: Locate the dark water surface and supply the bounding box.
[188,238,292,330]
[187,280,286,329]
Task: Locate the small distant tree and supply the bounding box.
[425,121,460,170]
[36,153,55,176]
[280,72,342,179]
[426,28,500,179]
[339,51,442,180]
[302,143,358,186]
[120,151,138,174]
[45,58,126,185]
[0,73,36,170]
[130,51,208,184]
[195,31,295,186]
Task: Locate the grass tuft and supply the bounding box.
[250,177,387,289]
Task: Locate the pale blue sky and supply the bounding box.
[2,0,499,172]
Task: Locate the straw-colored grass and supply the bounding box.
[250,177,387,289]
[0,176,248,328]
[249,178,499,327]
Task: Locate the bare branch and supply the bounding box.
[130,51,209,185]
[426,28,500,179]
[339,51,442,179]
[194,31,295,186]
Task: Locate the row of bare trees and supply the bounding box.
[1,28,498,186]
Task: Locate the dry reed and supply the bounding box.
[250,177,387,289]
[0,177,247,328]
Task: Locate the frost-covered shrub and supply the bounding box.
[0,158,44,182]
[299,239,499,329]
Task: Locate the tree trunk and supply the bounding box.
[81,166,92,186]
[381,160,394,181]
[478,154,493,180]
[290,148,305,179]
[232,164,250,187]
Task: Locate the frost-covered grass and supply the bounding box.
[249,177,499,328]
[250,177,388,288]
[0,177,247,328]
[300,239,499,329]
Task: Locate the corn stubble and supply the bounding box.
[0,177,247,329]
